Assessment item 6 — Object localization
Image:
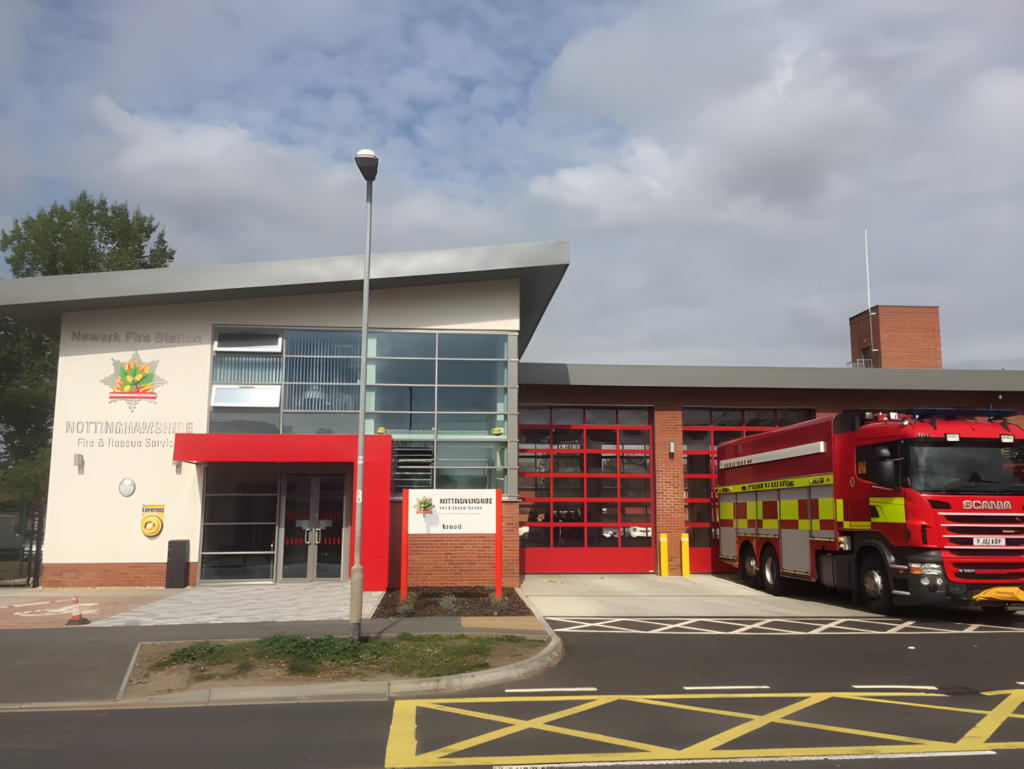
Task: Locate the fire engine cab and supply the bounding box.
[715,409,1024,614]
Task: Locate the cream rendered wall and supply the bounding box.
[45,278,520,566]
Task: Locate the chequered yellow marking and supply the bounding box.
[818,498,835,521]
[385,690,1024,766]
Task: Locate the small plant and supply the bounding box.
[397,592,417,616]
[438,594,461,614]
[489,592,509,613]
[154,640,234,668]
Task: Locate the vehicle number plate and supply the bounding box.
[974,537,1005,546]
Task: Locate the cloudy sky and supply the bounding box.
[2,1,1022,369]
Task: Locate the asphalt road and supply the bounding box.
[5,619,1024,768]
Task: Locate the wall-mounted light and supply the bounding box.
[669,441,675,458]
[73,454,84,475]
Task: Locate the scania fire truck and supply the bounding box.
[715,409,1024,613]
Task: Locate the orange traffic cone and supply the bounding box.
[66,596,90,626]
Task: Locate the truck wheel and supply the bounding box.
[740,545,758,585]
[760,547,782,596]
[859,552,893,615]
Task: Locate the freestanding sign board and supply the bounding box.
[401,489,503,599]
[407,490,497,534]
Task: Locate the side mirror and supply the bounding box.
[876,460,897,488]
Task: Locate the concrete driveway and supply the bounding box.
[519,573,878,618]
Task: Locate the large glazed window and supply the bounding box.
[200,464,279,581]
[209,328,514,496]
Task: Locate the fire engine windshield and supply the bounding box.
[906,440,1024,493]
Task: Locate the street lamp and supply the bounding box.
[350,148,378,641]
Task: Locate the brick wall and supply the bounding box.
[654,409,685,575]
[402,500,519,589]
[848,306,941,369]
[877,306,942,369]
[41,562,198,588]
[848,309,880,367]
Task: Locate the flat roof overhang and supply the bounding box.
[173,433,392,463]
[0,240,570,352]
[520,363,1024,393]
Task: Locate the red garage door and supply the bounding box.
[518,407,654,573]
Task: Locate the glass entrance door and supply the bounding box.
[278,475,349,581]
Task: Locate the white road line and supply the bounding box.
[883,620,918,634]
[547,617,1024,635]
[807,619,857,634]
[852,685,939,690]
[505,687,598,693]
[651,619,707,633]
[682,685,770,691]
[731,619,781,634]
[493,749,997,767]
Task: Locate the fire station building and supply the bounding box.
[2,239,1024,588]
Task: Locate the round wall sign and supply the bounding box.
[119,478,136,497]
[141,515,164,537]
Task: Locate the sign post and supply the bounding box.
[495,490,502,598]
[400,489,410,602]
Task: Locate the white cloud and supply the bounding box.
[3,1,1024,370]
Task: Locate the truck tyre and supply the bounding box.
[859,551,893,615]
[760,547,782,596]
[740,544,758,586]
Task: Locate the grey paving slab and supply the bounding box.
[519,573,877,618]
[520,574,756,597]
[90,582,383,626]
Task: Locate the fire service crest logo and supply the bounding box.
[100,352,167,411]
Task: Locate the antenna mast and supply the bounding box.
[864,229,876,360]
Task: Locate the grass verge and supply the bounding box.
[151,633,545,683]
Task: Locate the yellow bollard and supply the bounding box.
[659,533,669,576]
[681,532,691,578]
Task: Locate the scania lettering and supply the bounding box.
[715,409,1024,614]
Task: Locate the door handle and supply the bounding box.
[315,528,322,544]
[304,529,311,545]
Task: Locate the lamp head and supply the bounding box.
[355,149,378,182]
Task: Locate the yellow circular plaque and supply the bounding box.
[141,514,164,537]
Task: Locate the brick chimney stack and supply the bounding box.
[849,306,942,369]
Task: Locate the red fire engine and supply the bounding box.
[715,409,1024,613]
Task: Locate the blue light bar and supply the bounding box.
[902,408,1018,420]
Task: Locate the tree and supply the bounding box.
[0,192,175,580]
[0,316,56,512]
[1,191,175,277]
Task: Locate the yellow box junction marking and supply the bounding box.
[385,689,1024,766]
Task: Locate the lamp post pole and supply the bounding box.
[350,149,378,641]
